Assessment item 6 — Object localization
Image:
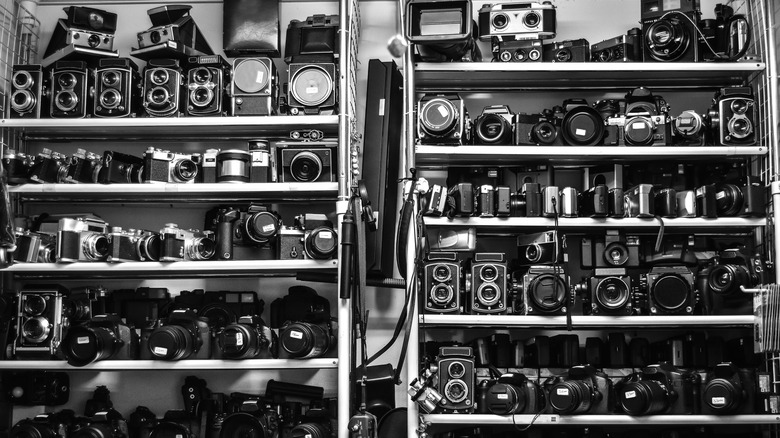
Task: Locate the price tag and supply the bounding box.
[263,224,276,233]
[235,333,244,346]
[556,388,569,396]
[711,397,726,405]
[255,71,265,84]
[306,86,319,94]
[575,129,587,137]
[625,390,636,399]
[77,336,90,344]
[716,191,726,200]
[437,105,449,118]
[154,347,168,355]
[290,330,304,339]
[632,122,647,130]
[319,231,333,239]
[497,394,508,400]
[664,0,682,10]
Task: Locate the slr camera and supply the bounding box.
[417,94,469,145]
[435,346,475,413]
[98,151,144,184]
[219,395,280,438]
[699,247,765,315]
[514,111,561,146]
[142,148,200,184]
[517,230,561,266]
[714,176,765,217]
[13,285,68,359]
[186,55,231,117]
[557,99,605,146]
[617,362,700,415]
[544,38,589,62]
[708,87,756,146]
[577,269,635,316]
[472,105,514,145]
[93,58,142,118]
[423,252,462,314]
[492,38,543,62]
[611,87,671,146]
[581,230,641,269]
[143,58,184,117]
[173,289,263,329]
[207,204,282,261]
[61,314,139,366]
[477,2,556,41]
[274,141,336,183]
[107,228,160,262]
[50,60,91,118]
[641,0,702,62]
[71,410,129,438]
[544,365,613,415]
[672,110,707,146]
[143,309,212,360]
[10,64,48,119]
[476,372,545,415]
[149,411,201,438]
[701,362,757,414]
[641,266,696,315]
[278,213,338,260]
[11,411,77,438]
[215,315,274,360]
[270,286,334,359]
[65,149,103,184]
[29,149,70,184]
[57,216,110,262]
[108,287,171,331]
[159,223,216,261]
[466,253,507,314]
[3,149,35,184]
[516,265,569,315]
[591,28,642,62]
[13,228,56,263]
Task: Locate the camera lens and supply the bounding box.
[244,211,280,243]
[172,159,198,182]
[13,70,33,89]
[22,317,50,343]
[704,377,743,413]
[432,264,452,282]
[533,121,558,145]
[420,98,458,136]
[137,234,161,261]
[219,413,273,438]
[528,273,567,313]
[218,323,264,359]
[492,12,508,30]
[523,11,540,28]
[708,264,750,296]
[280,322,330,359]
[289,151,323,182]
[190,87,214,108]
[624,116,655,145]
[674,110,704,137]
[147,324,196,360]
[151,69,169,86]
[10,422,55,438]
[603,242,629,266]
[476,283,501,307]
[479,264,499,282]
[55,91,78,112]
[290,423,329,438]
[82,234,109,261]
[193,67,212,85]
[200,304,233,330]
[525,244,544,263]
[476,114,509,144]
[727,116,752,139]
[62,325,120,366]
[217,150,251,183]
[444,379,468,403]
[556,49,572,62]
[448,361,466,378]
[11,90,35,113]
[731,99,750,115]
[651,274,690,312]
[38,244,55,263]
[186,236,216,260]
[72,424,117,438]
[233,59,271,93]
[23,294,47,316]
[594,277,630,311]
[304,226,338,259]
[485,383,525,415]
[101,71,120,87]
[509,193,527,216]
[430,284,454,305]
[561,106,604,146]
[58,73,76,89]
[150,30,162,44]
[715,183,744,217]
[619,380,670,415]
[513,48,528,61]
[99,89,121,110]
[645,18,690,62]
[148,87,170,107]
[87,33,101,48]
[290,65,333,107]
[499,50,513,62]
[549,380,593,414]
[597,49,612,62]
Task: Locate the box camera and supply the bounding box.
[287,62,338,115]
[544,365,614,414]
[417,94,468,145]
[57,216,110,262]
[3,149,34,184]
[270,286,334,359]
[93,58,141,118]
[186,55,230,117]
[215,315,274,359]
[274,141,336,183]
[514,111,562,145]
[42,6,118,67]
[477,372,544,415]
[624,184,655,218]
[10,65,48,118]
[472,105,514,145]
[406,0,481,62]
[517,230,561,266]
[231,57,278,116]
[278,213,338,260]
[467,253,507,314]
[50,60,91,118]
[28,149,70,184]
[13,286,68,359]
[579,269,635,316]
[544,38,589,62]
[517,265,569,315]
[642,266,696,315]
[132,5,214,60]
[159,223,215,261]
[107,228,160,262]
[143,309,211,360]
[61,314,138,366]
[701,362,757,414]
[641,0,702,62]
[423,252,462,314]
[714,176,765,217]
[699,247,765,315]
[173,289,263,329]
[142,148,200,184]
[435,346,475,413]
[672,110,707,146]
[98,151,144,184]
[708,87,756,146]
[64,149,102,184]
[492,38,543,62]
[142,58,184,117]
[477,2,556,41]
[13,228,56,263]
[591,28,642,62]
[617,362,699,415]
[581,230,641,269]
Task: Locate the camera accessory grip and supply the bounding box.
[216,209,240,260]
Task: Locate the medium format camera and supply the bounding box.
[591,28,642,62]
[623,184,655,218]
[477,372,544,415]
[517,265,569,315]
[61,314,138,366]
[230,57,278,116]
[278,213,338,260]
[186,55,230,117]
[700,248,764,315]
[406,0,481,62]
[517,230,561,266]
[477,2,556,41]
[708,87,756,146]
[435,346,475,413]
[287,62,338,115]
[65,149,103,184]
[57,216,110,262]
[143,58,184,117]
[492,38,543,62]
[3,149,35,184]
[514,111,561,145]
[714,176,765,217]
[581,230,641,269]
[467,253,507,314]
[578,269,635,316]
[274,141,336,183]
[13,228,56,263]
[417,94,468,145]
[701,362,757,414]
[672,110,707,146]
[142,148,200,184]
[270,286,334,359]
[144,309,211,360]
[107,228,160,262]
[98,151,144,184]
[641,0,701,62]
[545,365,613,414]
[10,64,48,118]
[50,60,91,118]
[642,266,696,315]
[13,286,68,359]
[71,410,129,438]
[617,362,699,415]
[472,105,514,145]
[11,411,76,438]
[423,252,462,314]
[159,223,216,261]
[28,149,70,184]
[544,38,589,62]
[93,58,142,118]
[215,315,274,359]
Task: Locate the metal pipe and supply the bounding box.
[773,182,780,284]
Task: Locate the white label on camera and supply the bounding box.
[263,224,275,233]
[711,397,726,405]
[632,122,647,130]
[716,191,726,200]
[255,71,265,84]
[320,231,333,240]
[437,105,449,118]
[497,394,508,400]
[556,388,569,396]
[306,86,319,94]
[154,347,168,355]
[575,128,587,137]
[169,41,178,49]
[77,336,90,344]
[235,333,244,346]
[664,0,682,10]
[625,390,636,399]
[176,434,183,438]
[378,99,386,116]
[290,330,304,339]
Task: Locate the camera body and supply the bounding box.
[278,213,338,260]
[477,2,556,41]
[618,362,699,415]
[672,110,707,146]
[477,372,545,415]
[57,217,110,262]
[61,314,139,366]
[270,286,334,359]
[13,228,56,263]
[435,346,475,413]
[579,185,608,218]
[715,176,765,217]
[72,410,129,438]
[467,253,507,314]
[94,58,142,118]
[231,57,278,116]
[185,55,230,117]
[3,149,35,184]
[624,184,655,218]
[159,223,216,261]
[65,149,103,184]
[701,362,757,414]
[215,315,274,359]
[641,0,701,62]
[107,228,160,262]
[473,105,514,145]
[700,247,764,315]
[446,183,475,217]
[617,87,671,146]
[142,148,200,184]
[29,149,70,184]
[417,94,468,145]
[98,151,144,184]
[173,289,262,329]
[10,64,48,118]
[517,231,561,266]
[581,270,635,316]
[514,112,562,146]
[423,252,462,314]
[582,230,641,269]
[642,266,696,315]
[545,365,613,414]
[519,265,569,315]
[544,38,589,62]
[591,28,642,62]
[143,58,184,117]
[708,87,756,146]
[13,286,68,359]
[287,62,338,115]
[492,38,543,62]
[144,309,212,360]
[274,141,336,183]
[11,412,75,438]
[50,60,91,118]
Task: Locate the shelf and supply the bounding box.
[415,145,768,165]
[413,62,766,91]
[422,414,780,426]
[0,116,339,141]
[422,216,766,231]
[0,358,338,371]
[3,259,338,278]
[419,314,755,328]
[9,182,339,202]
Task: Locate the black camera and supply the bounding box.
[473,105,514,145]
[65,149,103,184]
[579,185,608,218]
[3,149,35,184]
[641,266,696,315]
[423,252,462,314]
[28,149,70,184]
[578,269,635,316]
[467,253,507,314]
[108,287,171,331]
[591,28,642,62]
[274,141,336,183]
[143,309,212,360]
[641,0,701,62]
[173,289,263,330]
[61,314,138,366]
[672,110,707,146]
[289,408,335,438]
[10,64,48,118]
[435,346,475,413]
[544,38,589,62]
[623,184,655,218]
[270,286,334,359]
[50,60,91,118]
[544,365,613,414]
[11,411,77,438]
[617,87,671,146]
[143,58,184,117]
[708,87,756,146]
[445,182,474,217]
[42,6,118,66]
[207,204,281,261]
[4,371,70,405]
[159,223,216,261]
[700,248,765,315]
[558,99,605,146]
[699,3,751,62]
[13,228,56,263]
[406,0,481,62]
[94,58,142,118]
[219,395,280,438]
[617,362,700,415]
[491,38,543,62]
[477,372,545,415]
[231,57,278,116]
[57,216,110,262]
[514,111,562,146]
[142,147,200,184]
[517,230,561,266]
[582,230,641,269]
[13,286,68,359]
[678,189,697,217]
[107,228,160,262]
[185,55,230,117]
[714,176,765,217]
[149,411,201,438]
[61,286,107,327]
[98,151,144,184]
[417,94,469,145]
[701,362,757,414]
[507,183,543,217]
[215,315,274,359]
[696,184,718,218]
[517,265,569,315]
[477,2,557,41]
[71,410,129,438]
[278,213,338,260]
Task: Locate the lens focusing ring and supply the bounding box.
[186,237,215,260]
[11,90,35,113]
[148,324,195,360]
[289,151,323,182]
[444,379,468,404]
[99,89,121,110]
[708,264,749,296]
[476,282,501,307]
[82,234,109,261]
[432,264,453,283]
[595,277,630,310]
[448,361,466,378]
[620,380,671,415]
[172,159,198,182]
[148,87,171,108]
[549,380,593,414]
[55,91,78,112]
[727,115,752,139]
[13,70,33,89]
[430,284,454,305]
[22,317,50,343]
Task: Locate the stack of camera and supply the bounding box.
[10,5,340,119]
[418,86,757,147]
[3,140,336,186]
[5,285,334,364]
[407,0,751,63]
[12,208,338,265]
[410,331,776,417]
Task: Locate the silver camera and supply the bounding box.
[107,227,160,262]
[477,1,557,41]
[56,217,110,263]
[142,147,200,184]
[159,223,216,261]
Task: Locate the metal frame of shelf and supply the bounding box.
[418,314,755,328]
[0,359,339,371]
[422,414,780,426]
[421,216,767,230]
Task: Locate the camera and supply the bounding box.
[57,216,110,262]
[142,148,200,184]
[672,110,707,146]
[418,94,468,145]
[591,28,642,62]
[699,3,751,62]
[466,253,507,314]
[579,185,608,218]
[708,87,756,146]
[61,314,139,366]
[435,346,475,413]
[215,315,274,359]
[3,149,35,184]
[159,223,216,261]
[212,149,251,183]
[249,141,272,183]
[406,0,481,62]
[290,408,335,438]
[642,266,696,315]
[278,213,338,260]
[28,149,70,184]
[492,38,543,62]
[208,204,281,261]
[696,184,717,218]
[700,248,765,315]
[714,176,765,217]
[477,372,544,415]
[231,57,278,116]
[65,149,103,184]
[144,309,211,360]
[507,183,542,217]
[271,286,334,359]
[544,38,589,62]
[50,60,91,118]
[514,111,562,145]
[219,395,280,438]
[11,411,77,438]
[71,410,129,438]
[473,105,514,145]
[274,141,336,183]
[617,87,671,146]
[578,269,635,316]
[173,289,263,329]
[559,187,578,217]
[107,228,160,262]
[13,286,68,359]
[544,365,613,414]
[558,99,605,146]
[582,230,641,269]
[623,184,655,218]
[517,265,569,315]
[108,287,171,331]
[42,6,118,66]
[445,183,474,217]
[475,185,495,217]
[617,362,700,415]
[641,0,701,62]
[10,64,48,118]
[94,58,142,118]
[477,2,556,41]
[98,151,144,184]
[132,4,213,58]
[184,55,230,117]
[287,62,338,115]
[13,228,56,263]
[149,411,201,438]
[143,58,184,117]
[701,362,757,414]
[423,252,462,314]
[655,188,678,218]
[517,231,561,266]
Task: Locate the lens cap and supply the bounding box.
[305,227,337,259]
[704,378,740,412]
[63,326,108,367]
[652,275,689,311]
[562,106,604,146]
[280,323,314,358]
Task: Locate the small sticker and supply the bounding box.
[290,330,303,339]
[319,231,333,240]
[176,434,183,438]
[497,394,508,400]
[625,390,636,399]
[255,71,265,84]
[575,128,587,137]
[169,41,178,49]
[306,86,319,94]
[235,333,244,346]
[716,191,726,200]
[153,346,168,355]
[378,99,385,116]
[437,105,449,118]
[711,397,726,405]
[77,336,90,344]
[262,224,276,233]
[556,388,569,396]
[632,122,647,130]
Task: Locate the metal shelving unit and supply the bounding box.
[422,216,766,230]
[422,414,780,426]
[0,358,339,371]
[418,314,755,328]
